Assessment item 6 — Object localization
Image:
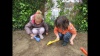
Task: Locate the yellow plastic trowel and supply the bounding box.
[47,39,59,45]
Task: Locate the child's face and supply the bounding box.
[35,19,42,24]
[58,25,65,30]
[58,26,63,29]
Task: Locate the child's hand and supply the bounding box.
[30,34,34,39]
[56,36,60,41]
[31,36,34,39]
[46,33,48,35]
[70,40,74,45]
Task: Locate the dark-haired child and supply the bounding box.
[54,16,77,46]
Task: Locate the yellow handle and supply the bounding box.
[47,39,59,45]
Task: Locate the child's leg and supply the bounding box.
[62,32,72,46]
[38,27,45,39]
[31,28,38,39]
[58,33,63,40]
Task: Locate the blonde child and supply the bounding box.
[25,10,48,39]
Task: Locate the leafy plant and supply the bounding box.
[13,0,46,30]
[56,0,88,32]
[73,0,88,31]
[45,10,54,30]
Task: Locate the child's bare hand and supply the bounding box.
[46,33,48,35]
[70,40,74,45]
[56,37,60,41]
[30,34,34,39]
[31,36,34,39]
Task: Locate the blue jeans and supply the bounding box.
[58,32,72,43]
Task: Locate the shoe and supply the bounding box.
[39,34,44,39]
[62,42,67,46]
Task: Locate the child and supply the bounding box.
[24,10,48,39]
[54,16,77,46]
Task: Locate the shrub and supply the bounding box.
[13,0,46,30]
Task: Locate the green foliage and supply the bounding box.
[13,0,46,30]
[73,1,88,31]
[57,0,65,15]
[44,0,54,30]
[13,0,88,32]
[46,0,54,9]
[45,10,54,30]
[56,0,88,32]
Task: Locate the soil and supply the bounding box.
[13,30,87,56]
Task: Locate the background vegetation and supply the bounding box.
[13,0,88,32]
[13,0,46,30]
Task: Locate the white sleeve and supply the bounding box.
[30,15,34,20]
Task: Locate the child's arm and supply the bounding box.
[24,21,33,35]
[70,34,77,41]
[43,22,49,35]
[54,27,60,40]
[68,23,77,45]
[70,34,77,45]
[30,15,34,20]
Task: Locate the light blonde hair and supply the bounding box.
[34,10,43,21]
[36,10,42,14]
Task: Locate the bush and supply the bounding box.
[56,0,88,32]
[45,10,54,30]
[73,0,88,31]
[13,0,46,30]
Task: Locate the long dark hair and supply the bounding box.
[54,16,69,30]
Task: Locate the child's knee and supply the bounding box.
[64,32,72,38]
[40,27,45,32]
[39,27,45,34]
[32,29,38,34]
[63,32,71,42]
